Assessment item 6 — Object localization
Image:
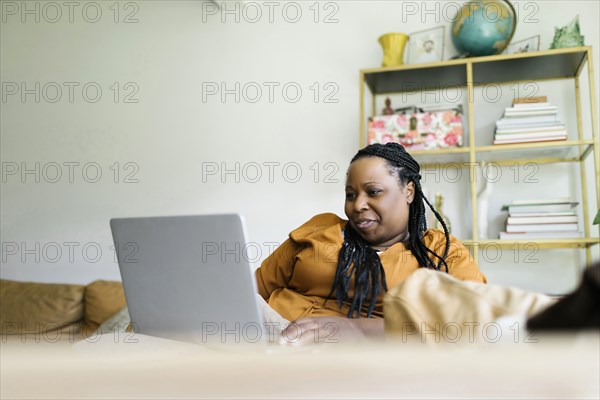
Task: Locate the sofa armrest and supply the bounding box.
[0,279,86,336]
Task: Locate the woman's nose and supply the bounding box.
[354,194,369,211]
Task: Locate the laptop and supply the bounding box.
[110,214,270,347]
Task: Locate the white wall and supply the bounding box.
[1,1,598,292]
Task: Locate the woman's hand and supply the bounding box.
[279,316,384,346]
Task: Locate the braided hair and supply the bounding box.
[328,142,451,318]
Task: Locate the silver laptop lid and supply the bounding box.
[110,214,264,345]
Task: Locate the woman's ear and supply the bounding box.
[405,181,415,204]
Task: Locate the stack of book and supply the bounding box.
[494,96,567,145]
[499,198,581,240]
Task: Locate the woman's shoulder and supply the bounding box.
[289,213,347,242]
[422,229,485,282]
[422,229,466,251]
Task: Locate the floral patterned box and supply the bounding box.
[367,110,463,150]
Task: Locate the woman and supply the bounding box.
[256,143,486,325]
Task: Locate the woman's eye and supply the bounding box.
[345,193,356,200]
[368,189,381,196]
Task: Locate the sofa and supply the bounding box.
[0,279,127,342]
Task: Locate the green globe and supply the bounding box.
[451,0,516,57]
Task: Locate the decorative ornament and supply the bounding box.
[477,161,494,240]
[434,193,452,234]
[382,98,394,115]
[550,15,585,49]
[450,0,516,57]
[378,33,409,67]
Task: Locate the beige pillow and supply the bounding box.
[384,269,555,344]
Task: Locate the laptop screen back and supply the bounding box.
[110,214,264,345]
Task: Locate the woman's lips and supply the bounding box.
[355,220,376,230]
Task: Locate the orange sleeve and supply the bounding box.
[255,238,304,300]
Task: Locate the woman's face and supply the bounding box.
[344,157,414,251]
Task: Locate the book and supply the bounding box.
[504,105,557,112]
[506,104,555,111]
[502,203,578,214]
[509,102,553,108]
[510,198,573,205]
[506,205,577,213]
[494,135,568,143]
[499,231,584,240]
[513,96,548,104]
[506,105,556,110]
[494,135,567,143]
[493,136,567,145]
[507,215,578,224]
[504,110,558,117]
[496,121,564,128]
[494,130,567,140]
[505,223,578,233]
[495,123,563,131]
[496,115,560,126]
[496,123,564,131]
[495,125,566,134]
[508,211,576,217]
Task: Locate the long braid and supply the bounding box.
[328,142,450,318]
[327,225,388,318]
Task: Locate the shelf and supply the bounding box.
[476,140,594,164]
[408,147,470,165]
[410,140,594,166]
[464,239,599,250]
[359,45,599,274]
[364,63,468,95]
[472,48,588,86]
[361,47,590,94]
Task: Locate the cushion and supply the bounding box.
[0,279,85,335]
[383,269,555,344]
[84,280,126,328]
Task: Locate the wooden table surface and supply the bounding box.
[2,332,599,399]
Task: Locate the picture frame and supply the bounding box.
[504,35,540,54]
[406,26,445,64]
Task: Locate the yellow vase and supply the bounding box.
[378,33,409,67]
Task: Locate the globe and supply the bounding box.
[451,0,516,57]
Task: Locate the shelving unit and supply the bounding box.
[359,47,599,269]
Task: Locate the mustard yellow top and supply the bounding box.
[256,213,486,321]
